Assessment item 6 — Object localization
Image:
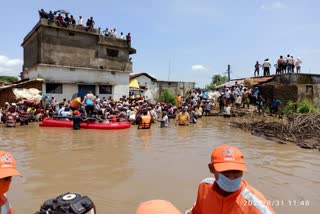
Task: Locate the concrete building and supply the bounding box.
[157,81,195,100]
[21,18,136,101]
[129,73,158,100]
[129,73,195,101]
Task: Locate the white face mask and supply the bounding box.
[216,173,242,192]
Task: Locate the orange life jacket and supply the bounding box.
[140,115,151,129]
[187,177,274,214]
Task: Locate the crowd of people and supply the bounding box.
[0,101,41,127]
[203,84,281,117]
[0,84,282,129]
[38,9,132,46]
[254,54,302,77]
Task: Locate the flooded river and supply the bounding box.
[1,117,319,214]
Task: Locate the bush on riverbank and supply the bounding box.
[282,100,318,114]
[160,90,176,106]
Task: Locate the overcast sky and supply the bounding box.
[1,0,320,87]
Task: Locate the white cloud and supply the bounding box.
[0,55,22,77]
[260,1,287,10]
[192,65,207,71]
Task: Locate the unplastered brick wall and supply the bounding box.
[260,83,298,109]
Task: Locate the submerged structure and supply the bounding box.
[21,18,136,100]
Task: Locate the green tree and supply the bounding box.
[206,74,227,89]
[160,90,176,106]
[0,76,18,83]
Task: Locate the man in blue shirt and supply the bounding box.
[271,98,281,115]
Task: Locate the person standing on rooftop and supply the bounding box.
[289,56,295,73]
[126,33,131,47]
[120,32,125,39]
[277,56,285,74]
[78,16,83,26]
[254,61,260,77]
[262,59,271,76]
[103,28,110,36]
[48,11,55,24]
[70,15,76,25]
[295,57,302,73]
[285,54,290,73]
[64,14,70,26]
[113,28,117,38]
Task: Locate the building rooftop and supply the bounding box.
[21,18,136,54]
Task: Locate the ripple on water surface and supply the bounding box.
[1,118,319,214]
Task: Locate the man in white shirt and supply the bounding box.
[103,28,110,36]
[78,16,83,25]
[223,105,231,118]
[295,57,302,73]
[262,59,271,76]
[158,111,169,128]
[120,32,125,39]
[113,28,117,38]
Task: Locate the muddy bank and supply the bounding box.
[229,113,320,151]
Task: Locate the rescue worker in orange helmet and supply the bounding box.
[0,150,22,214]
[136,199,182,214]
[187,144,274,214]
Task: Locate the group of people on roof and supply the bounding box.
[38,8,132,46]
[254,54,302,77]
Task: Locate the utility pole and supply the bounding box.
[226,64,231,81]
[168,60,171,81]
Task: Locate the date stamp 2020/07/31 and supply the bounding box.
[244,200,311,207]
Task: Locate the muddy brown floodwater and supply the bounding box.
[1,117,319,214]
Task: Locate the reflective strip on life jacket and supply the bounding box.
[201,177,215,184]
[241,188,273,214]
